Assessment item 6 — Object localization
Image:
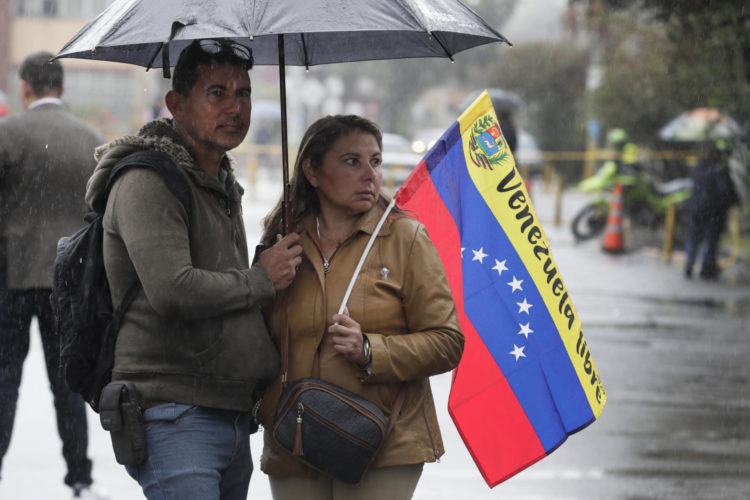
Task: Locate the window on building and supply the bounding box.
[42,0,58,16]
[13,0,114,18]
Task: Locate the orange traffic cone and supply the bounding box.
[602,182,625,253]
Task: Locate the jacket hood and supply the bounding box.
[85,118,239,211]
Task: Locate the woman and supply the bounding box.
[259,115,464,499]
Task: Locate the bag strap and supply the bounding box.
[278,242,406,435]
[279,291,406,434]
[279,290,291,388]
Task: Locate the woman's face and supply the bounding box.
[305,130,383,218]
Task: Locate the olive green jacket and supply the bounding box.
[85,118,279,411]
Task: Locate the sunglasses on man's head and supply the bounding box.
[198,39,253,66]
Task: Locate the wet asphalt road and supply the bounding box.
[475,189,750,500]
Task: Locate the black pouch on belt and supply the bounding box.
[99,380,148,465]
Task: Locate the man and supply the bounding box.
[0,52,106,498]
[85,39,302,500]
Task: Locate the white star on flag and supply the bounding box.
[461,247,465,259]
[492,259,508,276]
[517,322,533,339]
[509,344,526,361]
[472,247,487,263]
[517,299,533,314]
[507,276,523,292]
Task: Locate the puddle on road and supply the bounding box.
[607,466,749,479]
[647,295,750,314]
[585,290,750,316]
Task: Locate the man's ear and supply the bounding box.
[301,158,318,188]
[165,90,182,119]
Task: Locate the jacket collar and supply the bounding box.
[87,118,243,210]
[28,97,64,110]
[143,119,242,202]
[301,200,394,243]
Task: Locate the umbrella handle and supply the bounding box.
[279,35,292,235]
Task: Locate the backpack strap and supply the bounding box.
[99,150,193,315]
[97,150,193,219]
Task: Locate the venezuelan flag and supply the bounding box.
[394,91,606,487]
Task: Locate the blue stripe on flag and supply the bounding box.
[424,122,594,451]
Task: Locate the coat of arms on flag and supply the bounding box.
[470,117,507,168]
[394,90,606,487]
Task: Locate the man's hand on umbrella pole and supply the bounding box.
[258,233,303,291]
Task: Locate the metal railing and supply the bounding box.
[231,143,740,267]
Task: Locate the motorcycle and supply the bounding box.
[571,159,693,242]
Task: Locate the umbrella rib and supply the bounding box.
[301,33,309,70]
[145,43,163,72]
[429,32,454,62]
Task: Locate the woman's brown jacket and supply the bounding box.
[259,202,464,476]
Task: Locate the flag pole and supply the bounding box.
[337,198,396,314]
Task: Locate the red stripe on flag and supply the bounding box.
[449,321,547,486]
[397,163,545,486]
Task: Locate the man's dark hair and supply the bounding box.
[172,40,254,96]
[19,52,63,95]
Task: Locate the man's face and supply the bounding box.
[172,62,251,156]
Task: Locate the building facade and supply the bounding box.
[2,0,166,137]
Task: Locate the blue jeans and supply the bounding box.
[125,404,252,500]
[685,208,727,275]
[0,272,91,486]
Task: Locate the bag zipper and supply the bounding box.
[279,381,386,428]
[310,405,381,449]
[293,402,304,456]
[279,382,388,457]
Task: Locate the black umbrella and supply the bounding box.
[658,107,743,142]
[55,0,510,232]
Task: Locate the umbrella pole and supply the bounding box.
[278,35,292,235]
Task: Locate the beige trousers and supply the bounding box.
[268,464,424,500]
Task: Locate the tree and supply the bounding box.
[574,0,750,143]
[485,42,590,152]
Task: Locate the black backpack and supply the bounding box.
[52,150,192,412]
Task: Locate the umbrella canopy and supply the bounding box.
[55,0,509,232]
[658,107,743,142]
[56,0,508,69]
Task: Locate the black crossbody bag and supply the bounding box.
[271,293,405,485]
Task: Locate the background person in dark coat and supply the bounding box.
[684,139,739,279]
[85,40,302,500]
[0,52,106,498]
